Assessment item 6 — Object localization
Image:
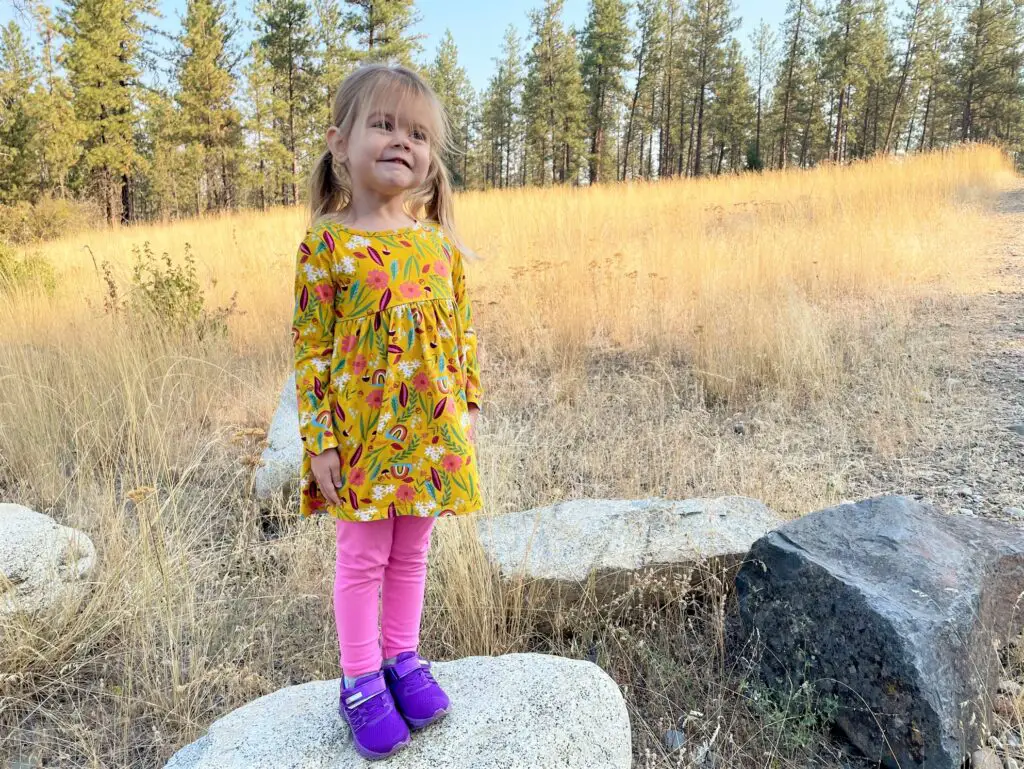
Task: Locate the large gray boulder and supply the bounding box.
[255,372,301,500]
[0,503,97,616]
[735,495,1024,769]
[164,653,631,769]
[478,496,782,594]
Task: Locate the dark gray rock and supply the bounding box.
[735,495,1024,769]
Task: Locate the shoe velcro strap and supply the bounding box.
[392,655,425,679]
[344,674,386,707]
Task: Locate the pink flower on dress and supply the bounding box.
[367,270,390,290]
[348,467,367,486]
[353,354,368,376]
[396,484,416,502]
[340,334,358,352]
[398,281,423,299]
[366,390,383,408]
[314,283,335,304]
[412,371,432,393]
[442,454,463,473]
[433,260,449,278]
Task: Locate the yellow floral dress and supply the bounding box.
[291,219,484,522]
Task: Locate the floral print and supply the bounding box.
[292,220,484,522]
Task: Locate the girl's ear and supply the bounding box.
[327,125,347,163]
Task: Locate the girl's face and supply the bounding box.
[329,104,432,199]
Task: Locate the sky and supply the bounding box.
[2,0,787,93]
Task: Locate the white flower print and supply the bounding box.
[397,360,421,378]
[312,358,328,373]
[355,506,379,522]
[460,411,471,429]
[339,256,356,274]
[414,500,437,516]
[425,445,446,461]
[304,264,328,281]
[346,236,371,250]
[371,484,393,501]
[437,325,452,339]
[336,372,351,387]
[377,411,393,431]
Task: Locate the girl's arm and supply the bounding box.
[452,246,484,413]
[292,230,339,456]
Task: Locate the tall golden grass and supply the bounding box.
[0,145,1017,768]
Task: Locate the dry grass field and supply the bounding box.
[1,145,1021,768]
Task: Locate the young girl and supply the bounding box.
[291,64,485,760]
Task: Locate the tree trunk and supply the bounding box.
[884,0,922,153]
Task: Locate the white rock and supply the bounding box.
[999,679,1023,697]
[255,372,302,500]
[478,496,783,583]
[973,747,1003,769]
[164,653,631,769]
[0,503,96,616]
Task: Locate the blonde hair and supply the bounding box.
[310,63,477,259]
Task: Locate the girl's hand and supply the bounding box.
[467,404,480,444]
[311,448,343,505]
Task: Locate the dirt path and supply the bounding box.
[850,182,1024,518]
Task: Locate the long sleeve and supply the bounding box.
[451,245,484,411]
[292,229,338,456]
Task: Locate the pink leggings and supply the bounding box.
[334,515,436,678]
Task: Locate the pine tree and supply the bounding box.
[772,0,817,168]
[580,0,631,183]
[522,0,588,185]
[621,0,663,179]
[25,0,82,197]
[257,0,318,205]
[176,0,242,211]
[344,0,422,65]
[748,20,777,169]
[883,0,925,153]
[659,0,688,177]
[912,0,955,150]
[958,0,1024,144]
[135,87,187,218]
[315,0,355,106]
[686,0,739,176]
[61,0,152,223]
[428,30,473,187]
[0,22,37,203]
[241,42,291,209]
[480,25,523,188]
[710,37,754,172]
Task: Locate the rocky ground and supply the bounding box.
[834,183,1024,769]
[848,183,1024,521]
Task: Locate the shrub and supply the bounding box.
[0,198,100,244]
[0,239,57,296]
[101,242,240,341]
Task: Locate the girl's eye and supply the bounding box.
[411,129,426,141]
[372,119,394,131]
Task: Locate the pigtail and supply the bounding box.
[309,151,338,222]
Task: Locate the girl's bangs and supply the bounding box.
[358,76,444,144]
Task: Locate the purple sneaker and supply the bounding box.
[383,651,450,730]
[338,671,411,760]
